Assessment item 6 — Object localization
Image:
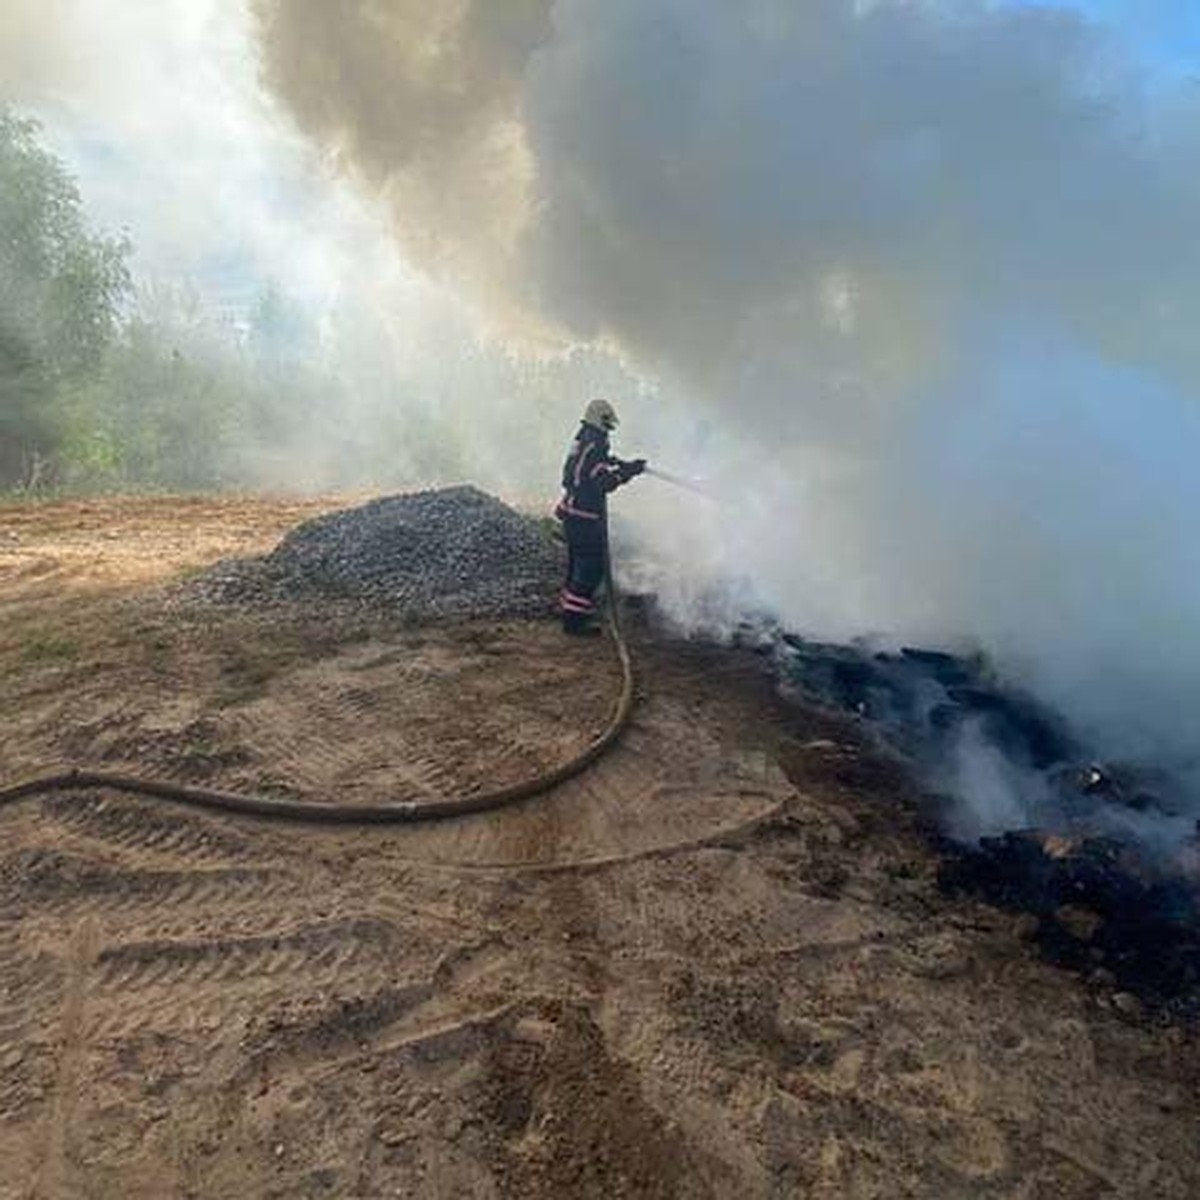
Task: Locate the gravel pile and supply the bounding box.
[181,486,563,620]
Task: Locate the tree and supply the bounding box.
[0,108,130,487]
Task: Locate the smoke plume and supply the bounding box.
[249,0,1200,813]
[3,1,1198,836]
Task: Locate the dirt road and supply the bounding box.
[0,495,1197,1197]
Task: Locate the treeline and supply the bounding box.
[0,109,334,493]
[0,108,628,498]
[1,110,128,489]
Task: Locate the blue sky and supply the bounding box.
[1001,0,1200,76]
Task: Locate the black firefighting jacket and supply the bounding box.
[555,423,632,541]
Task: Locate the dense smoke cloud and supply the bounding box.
[251,1,1200,393]
[250,0,1200,805]
[3,1,1198,830]
[253,0,555,330]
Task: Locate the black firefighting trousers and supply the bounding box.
[561,521,607,629]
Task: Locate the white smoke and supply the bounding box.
[0,0,637,494]
[248,0,1200,811]
[4,2,1199,827]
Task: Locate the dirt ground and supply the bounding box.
[0,494,1197,1199]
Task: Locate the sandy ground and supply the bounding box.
[0,494,1197,1199]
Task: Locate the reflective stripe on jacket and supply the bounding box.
[555,423,625,526]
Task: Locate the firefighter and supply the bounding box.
[555,398,646,636]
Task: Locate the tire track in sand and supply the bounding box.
[92,915,398,995]
[0,847,295,922]
[40,793,262,867]
[0,914,65,1052]
[32,916,96,1200]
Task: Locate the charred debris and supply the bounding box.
[735,624,1200,1019]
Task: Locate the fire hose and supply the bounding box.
[0,465,711,824]
[0,566,634,825]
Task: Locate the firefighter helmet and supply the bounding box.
[583,398,619,431]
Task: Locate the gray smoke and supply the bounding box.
[251,0,555,331]
[3,1,1196,839]
[249,0,1200,823]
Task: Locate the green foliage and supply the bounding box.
[60,307,253,490]
[0,109,298,495]
[0,108,131,488]
[0,108,488,498]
